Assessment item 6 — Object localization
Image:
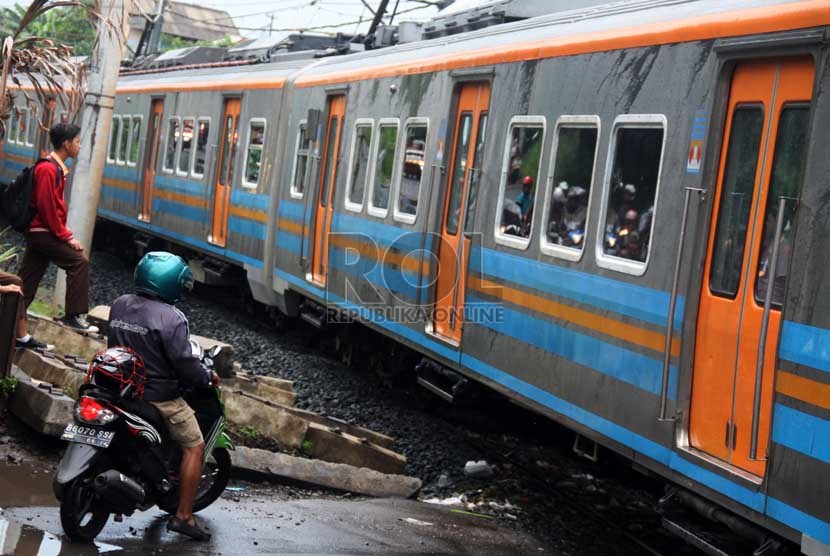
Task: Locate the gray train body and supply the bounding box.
[2,0,828,552]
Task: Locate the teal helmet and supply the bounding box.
[134,252,193,304]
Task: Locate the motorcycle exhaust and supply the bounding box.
[93,470,145,508]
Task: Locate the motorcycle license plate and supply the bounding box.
[61,424,115,448]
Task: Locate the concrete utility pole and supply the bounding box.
[54,0,127,312]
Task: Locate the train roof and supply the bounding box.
[293,0,826,87]
[114,0,827,94]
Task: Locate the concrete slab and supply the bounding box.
[26,314,105,360]
[86,305,111,335]
[3,496,551,556]
[222,389,308,449]
[305,422,407,476]
[225,377,296,407]
[7,366,74,437]
[232,446,421,499]
[14,349,86,399]
[230,388,395,449]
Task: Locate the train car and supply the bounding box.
[2,0,828,552]
[264,1,830,553]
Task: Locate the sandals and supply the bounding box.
[167,516,211,541]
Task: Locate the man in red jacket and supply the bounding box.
[17,123,98,333]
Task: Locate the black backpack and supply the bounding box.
[0,158,58,233]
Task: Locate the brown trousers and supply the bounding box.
[18,232,89,316]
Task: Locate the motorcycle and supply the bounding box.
[53,344,234,542]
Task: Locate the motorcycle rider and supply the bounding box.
[107,251,219,541]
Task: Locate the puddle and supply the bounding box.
[0,514,121,555]
[0,463,58,508]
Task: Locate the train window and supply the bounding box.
[541,116,600,262]
[118,116,130,164]
[25,106,37,147]
[242,118,266,189]
[8,108,17,143]
[178,118,195,176]
[494,116,546,249]
[163,117,180,173]
[393,118,428,223]
[16,108,28,145]
[108,116,121,163]
[753,104,809,308]
[290,121,310,199]
[128,116,142,166]
[596,115,666,276]
[368,119,399,217]
[344,119,373,212]
[191,118,209,178]
[445,113,472,235]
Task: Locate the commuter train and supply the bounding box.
[2,0,829,552]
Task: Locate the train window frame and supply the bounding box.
[190,117,210,179]
[289,119,309,200]
[594,114,667,277]
[392,117,430,225]
[539,115,601,263]
[241,117,267,190]
[344,117,375,213]
[176,116,195,178]
[107,115,121,164]
[367,117,401,219]
[493,115,547,251]
[162,116,181,174]
[127,115,143,167]
[8,107,20,144]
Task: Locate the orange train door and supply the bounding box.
[432,82,490,343]
[690,57,814,477]
[210,98,241,247]
[311,95,346,285]
[139,99,164,222]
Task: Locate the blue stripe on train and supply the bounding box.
[231,189,269,211]
[332,212,423,251]
[153,199,204,222]
[3,143,35,157]
[272,268,830,544]
[779,320,830,373]
[155,174,206,196]
[101,185,135,204]
[228,216,266,241]
[328,245,419,303]
[103,165,140,180]
[471,246,685,331]
[772,403,830,463]
[279,199,305,221]
[466,294,678,399]
[97,207,262,268]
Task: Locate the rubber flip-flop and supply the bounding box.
[167,516,212,541]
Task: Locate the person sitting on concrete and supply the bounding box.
[0,269,53,350]
[17,123,98,333]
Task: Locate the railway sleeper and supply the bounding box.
[659,488,790,556]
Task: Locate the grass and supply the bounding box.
[28,299,58,318]
[0,376,18,398]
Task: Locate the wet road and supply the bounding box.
[0,465,550,556]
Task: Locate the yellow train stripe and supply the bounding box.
[468,275,681,357]
[102,177,137,191]
[154,189,207,209]
[776,371,830,410]
[229,205,268,223]
[3,152,32,165]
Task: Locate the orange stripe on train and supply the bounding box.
[776,371,830,411]
[467,275,681,357]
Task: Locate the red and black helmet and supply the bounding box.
[86,347,147,399]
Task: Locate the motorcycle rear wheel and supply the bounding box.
[60,477,111,542]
